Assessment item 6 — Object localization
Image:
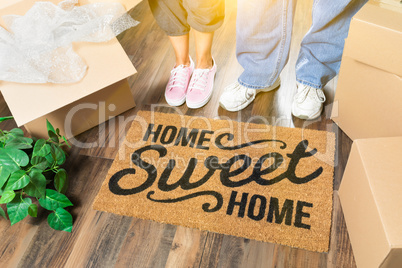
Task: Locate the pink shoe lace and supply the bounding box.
[188,69,210,92]
[167,65,190,91]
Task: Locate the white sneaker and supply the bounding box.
[219,78,280,112]
[291,83,326,120]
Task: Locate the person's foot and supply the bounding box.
[219,78,280,112]
[186,59,217,109]
[165,57,194,106]
[291,83,326,120]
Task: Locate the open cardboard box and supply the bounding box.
[331,0,402,140]
[0,0,141,139]
[339,137,402,268]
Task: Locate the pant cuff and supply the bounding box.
[296,78,323,89]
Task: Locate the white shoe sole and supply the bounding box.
[219,78,281,112]
[291,105,323,120]
[186,93,213,109]
[165,94,186,107]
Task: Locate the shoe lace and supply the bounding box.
[223,82,254,101]
[189,69,210,92]
[295,85,326,103]
[167,65,189,91]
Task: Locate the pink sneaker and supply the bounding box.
[186,59,217,109]
[165,57,194,106]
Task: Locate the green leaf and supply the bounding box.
[0,166,11,189]
[54,169,68,193]
[62,136,71,148]
[0,206,7,220]
[45,145,57,165]
[47,208,73,232]
[28,204,38,217]
[9,128,24,135]
[0,148,29,174]
[24,169,46,199]
[30,156,49,171]
[5,137,33,150]
[46,120,56,134]
[0,190,15,204]
[48,131,59,143]
[0,185,5,196]
[0,116,13,123]
[7,194,32,225]
[6,129,25,141]
[39,189,73,211]
[52,144,66,165]
[5,170,30,191]
[32,139,51,158]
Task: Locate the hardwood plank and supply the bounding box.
[16,149,117,267]
[164,227,208,268]
[217,236,248,268]
[327,192,356,268]
[0,221,38,268]
[114,219,176,268]
[198,232,224,268]
[64,211,132,267]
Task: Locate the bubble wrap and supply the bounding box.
[0,0,139,84]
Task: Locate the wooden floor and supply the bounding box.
[0,1,356,267]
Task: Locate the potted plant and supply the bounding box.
[0,116,73,232]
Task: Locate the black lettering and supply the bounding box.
[250,153,284,185]
[158,157,218,191]
[215,133,287,150]
[267,197,294,226]
[247,194,267,221]
[109,145,166,195]
[276,140,323,184]
[160,126,177,144]
[196,130,214,150]
[220,155,253,187]
[143,124,163,142]
[226,191,248,218]
[294,201,313,230]
[174,128,199,148]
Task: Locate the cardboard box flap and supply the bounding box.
[0,0,137,126]
[344,1,402,76]
[0,0,15,9]
[80,0,142,11]
[356,137,402,247]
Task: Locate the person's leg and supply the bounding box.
[184,0,224,108]
[169,34,191,67]
[219,0,295,112]
[292,0,368,120]
[184,0,224,69]
[148,0,194,106]
[193,30,214,69]
[237,0,296,89]
[295,0,368,88]
[149,0,192,66]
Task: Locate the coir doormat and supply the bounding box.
[93,111,335,252]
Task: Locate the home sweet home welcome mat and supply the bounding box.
[93,111,335,252]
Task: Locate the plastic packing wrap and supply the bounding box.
[0,0,139,84]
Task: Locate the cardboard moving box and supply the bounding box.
[331,0,402,140]
[0,0,140,139]
[339,137,402,268]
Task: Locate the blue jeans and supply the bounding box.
[236,0,368,89]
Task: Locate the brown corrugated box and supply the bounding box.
[339,137,402,268]
[331,0,402,140]
[0,0,141,139]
